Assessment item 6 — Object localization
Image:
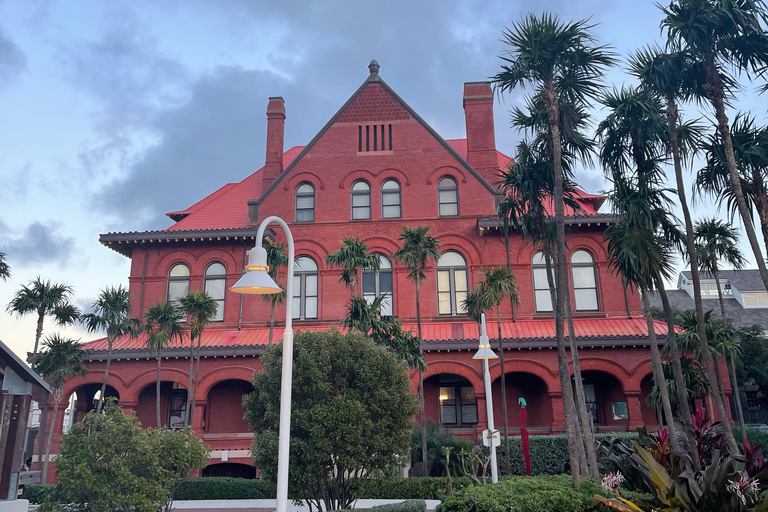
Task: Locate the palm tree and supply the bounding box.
[697,114,768,260]
[33,334,89,484]
[81,286,139,413]
[178,291,218,427]
[143,301,184,428]
[494,14,615,487]
[478,267,519,474]
[661,0,768,293]
[0,251,9,282]
[326,237,380,297]
[262,238,288,345]
[392,225,440,475]
[628,43,738,455]
[7,277,80,358]
[694,218,746,320]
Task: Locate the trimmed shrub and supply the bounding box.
[21,484,56,504]
[437,475,651,512]
[350,477,475,499]
[366,499,428,512]
[495,432,639,476]
[172,477,276,500]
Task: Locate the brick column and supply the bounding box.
[549,392,566,431]
[120,401,139,416]
[192,401,207,432]
[625,390,643,429]
[476,393,488,430]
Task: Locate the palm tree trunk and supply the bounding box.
[33,312,45,357]
[545,79,581,489]
[754,185,768,261]
[657,282,701,470]
[96,334,114,414]
[729,352,747,439]
[713,264,728,321]
[268,300,276,345]
[642,293,680,451]
[156,355,162,428]
[564,288,599,478]
[667,95,738,454]
[504,231,517,322]
[496,304,511,475]
[191,333,203,427]
[416,281,428,474]
[712,356,730,427]
[185,334,194,426]
[704,61,768,293]
[42,391,61,485]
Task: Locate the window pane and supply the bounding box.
[437,252,466,267]
[292,276,301,298]
[206,262,226,276]
[382,205,401,218]
[572,267,595,288]
[460,387,476,402]
[438,292,452,315]
[168,281,189,302]
[352,206,370,219]
[295,257,318,272]
[305,274,318,295]
[382,192,400,206]
[535,290,553,312]
[378,255,392,270]
[571,250,593,264]
[362,272,376,294]
[461,405,478,424]
[291,298,300,319]
[296,209,314,222]
[169,264,190,277]
[297,184,314,194]
[532,252,547,265]
[352,181,370,192]
[382,180,400,191]
[456,292,468,314]
[205,278,226,299]
[438,177,457,189]
[305,297,318,319]
[352,194,370,207]
[379,272,393,293]
[439,387,456,424]
[574,289,598,311]
[381,293,393,315]
[296,196,314,209]
[454,270,468,292]
[439,203,458,216]
[437,270,450,290]
[439,190,457,204]
[533,268,551,289]
[212,300,224,322]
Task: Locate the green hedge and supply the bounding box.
[172,477,276,500]
[437,475,650,512]
[21,484,56,504]
[494,432,639,476]
[354,499,428,512]
[350,477,475,499]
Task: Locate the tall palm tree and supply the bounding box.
[661,0,768,293]
[178,290,218,427]
[33,334,89,484]
[628,43,738,454]
[478,266,519,474]
[262,238,288,346]
[143,301,184,428]
[0,251,9,282]
[697,114,768,260]
[494,14,615,487]
[7,277,80,358]
[81,286,139,413]
[326,237,380,297]
[694,218,746,320]
[392,225,440,475]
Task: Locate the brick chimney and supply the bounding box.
[463,82,497,184]
[263,96,285,189]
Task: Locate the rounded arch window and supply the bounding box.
[532,251,554,313]
[351,180,371,220]
[437,251,468,316]
[167,263,190,305]
[438,177,458,217]
[292,256,318,320]
[571,250,599,311]
[205,262,227,322]
[295,183,315,222]
[363,254,394,315]
[381,179,401,219]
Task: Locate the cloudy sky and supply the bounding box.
[0,0,764,358]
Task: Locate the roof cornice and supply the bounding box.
[99,227,262,257]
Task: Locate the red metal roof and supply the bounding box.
[82,317,670,352]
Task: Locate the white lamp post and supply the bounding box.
[472,313,499,484]
[230,216,294,512]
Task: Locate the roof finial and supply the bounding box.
[368,59,380,75]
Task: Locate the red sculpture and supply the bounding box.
[519,397,531,475]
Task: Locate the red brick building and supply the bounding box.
[49,61,730,479]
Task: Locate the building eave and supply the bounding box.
[99,227,263,257]
[476,214,619,236]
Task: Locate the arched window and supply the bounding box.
[351,180,371,220]
[292,257,318,320]
[381,179,401,218]
[437,251,468,316]
[205,262,227,322]
[438,177,458,217]
[532,252,555,313]
[295,183,315,222]
[571,250,599,311]
[363,254,394,315]
[167,263,190,305]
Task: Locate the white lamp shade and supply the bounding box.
[473,346,498,360]
[230,246,283,295]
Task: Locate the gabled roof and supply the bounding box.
[681,269,767,293]
[81,317,671,356]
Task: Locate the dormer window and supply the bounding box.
[358,124,392,152]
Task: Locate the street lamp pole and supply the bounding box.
[473,313,499,484]
[230,215,294,512]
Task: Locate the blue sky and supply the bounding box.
[0,0,764,358]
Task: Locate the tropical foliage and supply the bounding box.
[326,236,380,297]
[143,301,185,428]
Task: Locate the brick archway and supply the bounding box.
[415,361,483,392]
[196,366,256,401]
[125,367,190,403]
